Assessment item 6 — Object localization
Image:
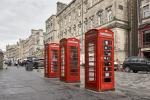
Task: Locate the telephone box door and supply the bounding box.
[85,28,115,91]
[50,44,60,78]
[60,38,80,82]
[85,37,98,90]
[68,41,80,82]
[99,36,114,91]
[60,42,66,81]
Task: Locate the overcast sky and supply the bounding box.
[0,0,71,51]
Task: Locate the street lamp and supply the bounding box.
[81,0,84,65]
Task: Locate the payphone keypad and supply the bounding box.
[103,40,112,82]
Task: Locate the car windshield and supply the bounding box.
[124,56,150,62]
[124,58,130,62]
[145,58,150,61]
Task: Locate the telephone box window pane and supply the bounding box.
[104,62,112,66]
[70,46,78,76]
[103,40,113,83]
[61,47,65,77]
[104,46,112,50]
[104,40,112,45]
[88,42,95,81]
[104,57,111,61]
[104,67,112,71]
[104,78,111,82]
[104,51,111,56]
[51,50,58,72]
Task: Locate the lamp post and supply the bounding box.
[81,0,84,66]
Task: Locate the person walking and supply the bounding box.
[116,59,121,71]
[3,60,8,69]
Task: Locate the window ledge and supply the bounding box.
[142,16,150,20]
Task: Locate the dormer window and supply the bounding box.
[106,6,113,22]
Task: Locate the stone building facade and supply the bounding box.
[45,15,58,43]
[45,0,138,62]
[23,29,44,59]
[18,39,25,60]
[138,0,150,59]
[6,44,19,62]
[6,29,44,61]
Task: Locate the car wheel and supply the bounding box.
[133,70,138,73]
[125,67,131,72]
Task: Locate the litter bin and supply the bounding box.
[25,60,33,71]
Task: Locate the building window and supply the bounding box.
[68,27,72,35]
[143,30,150,47]
[98,14,103,25]
[89,16,94,29]
[50,22,53,27]
[37,40,40,44]
[73,25,76,34]
[97,11,103,25]
[90,0,94,7]
[64,29,67,35]
[78,21,82,35]
[64,17,67,25]
[84,18,88,32]
[84,1,88,13]
[144,0,149,4]
[73,9,76,19]
[106,7,113,22]
[78,6,81,16]
[73,25,76,31]
[118,5,123,10]
[143,5,150,18]
[59,21,63,29]
[78,27,82,35]
[68,13,71,22]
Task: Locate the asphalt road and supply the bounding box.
[0,66,150,100]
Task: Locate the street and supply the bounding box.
[0,67,150,100]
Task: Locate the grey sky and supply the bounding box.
[0,0,71,51]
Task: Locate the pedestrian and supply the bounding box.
[3,60,8,69]
[15,60,19,68]
[116,59,121,71]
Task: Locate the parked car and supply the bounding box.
[123,56,150,73]
[33,58,44,69]
[25,57,36,71]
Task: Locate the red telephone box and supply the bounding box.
[85,28,115,91]
[60,38,80,83]
[44,43,60,78]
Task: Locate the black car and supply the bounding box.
[33,58,44,69]
[123,56,150,73]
